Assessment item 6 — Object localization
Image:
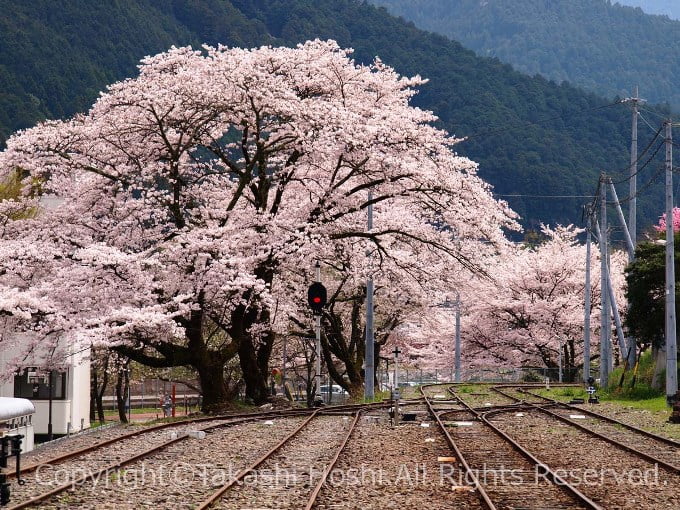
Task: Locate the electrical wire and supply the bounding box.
[607,162,666,206]
[609,127,664,184]
[639,106,668,121]
[639,111,660,134]
[494,194,595,198]
[605,140,665,203]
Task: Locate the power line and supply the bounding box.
[495,194,595,199]
[639,111,660,134]
[639,106,668,121]
[609,126,664,184]
[607,162,666,206]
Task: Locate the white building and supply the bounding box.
[0,196,91,439]
[0,339,90,438]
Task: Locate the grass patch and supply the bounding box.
[600,396,670,413]
[604,350,664,400]
[454,384,488,394]
[362,390,391,403]
[534,387,588,401]
[535,387,669,412]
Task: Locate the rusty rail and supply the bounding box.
[491,386,680,473]
[444,385,603,510]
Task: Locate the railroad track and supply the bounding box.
[485,403,680,509]
[8,400,396,480]
[8,408,310,481]
[194,410,360,509]
[492,386,680,473]
[421,384,600,510]
[4,401,396,509]
[6,412,316,509]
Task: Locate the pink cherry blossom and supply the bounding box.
[0,40,518,406]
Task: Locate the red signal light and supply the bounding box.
[307,282,327,314]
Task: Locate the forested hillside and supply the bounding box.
[0,0,668,230]
[617,0,680,20]
[0,0,271,142]
[371,0,680,109]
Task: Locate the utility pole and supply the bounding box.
[455,292,461,383]
[392,346,401,427]
[558,338,564,383]
[608,179,635,260]
[315,261,322,403]
[608,178,637,367]
[364,191,375,401]
[282,335,287,392]
[599,176,611,388]
[628,88,639,367]
[584,207,592,384]
[665,120,678,402]
[628,86,641,244]
[624,88,643,368]
[47,370,53,441]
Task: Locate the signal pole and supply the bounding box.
[665,120,678,402]
[315,261,322,402]
[455,292,461,383]
[364,191,375,401]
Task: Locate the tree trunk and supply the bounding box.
[115,368,128,424]
[96,372,107,424]
[116,302,240,412]
[90,369,97,423]
[306,373,315,408]
[230,294,274,405]
[238,338,271,404]
[196,361,233,414]
[346,381,363,400]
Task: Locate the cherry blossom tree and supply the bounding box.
[445,225,627,380]
[655,207,680,233]
[0,40,517,409]
[277,194,510,398]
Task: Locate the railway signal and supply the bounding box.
[586,377,599,404]
[307,282,327,315]
[0,432,24,506]
[309,262,325,408]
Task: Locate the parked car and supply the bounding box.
[320,384,348,395]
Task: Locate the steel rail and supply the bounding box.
[518,387,680,448]
[194,410,321,510]
[9,399,396,481]
[9,407,314,479]
[437,402,559,419]
[303,411,362,510]
[446,386,603,510]
[420,384,497,510]
[6,412,310,510]
[491,386,680,473]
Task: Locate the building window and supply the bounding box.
[14,369,67,400]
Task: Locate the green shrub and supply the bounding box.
[604,351,663,400]
[521,370,543,382]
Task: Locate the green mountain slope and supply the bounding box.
[0,0,269,141]
[0,0,667,231]
[371,0,680,109]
